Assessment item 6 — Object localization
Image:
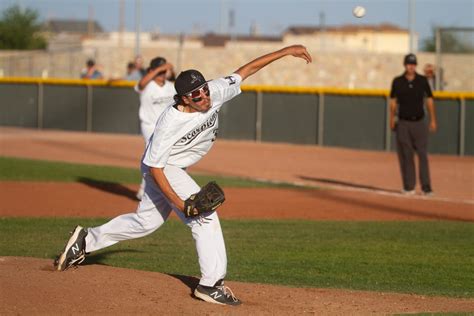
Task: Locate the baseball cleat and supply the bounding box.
[422,186,434,197]
[422,190,434,197]
[54,226,88,271]
[194,280,241,306]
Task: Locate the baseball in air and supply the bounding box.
[352,6,366,18]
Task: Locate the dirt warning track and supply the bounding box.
[1,127,473,203]
[1,182,472,221]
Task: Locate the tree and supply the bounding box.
[0,5,47,50]
[422,27,474,53]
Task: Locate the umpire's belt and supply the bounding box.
[399,115,424,121]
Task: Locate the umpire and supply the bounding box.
[389,53,437,196]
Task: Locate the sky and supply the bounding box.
[2,0,473,42]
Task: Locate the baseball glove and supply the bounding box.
[184,181,225,218]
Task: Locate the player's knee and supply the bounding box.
[137,210,163,232]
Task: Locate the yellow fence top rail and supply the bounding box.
[1,77,473,99]
[0,77,135,87]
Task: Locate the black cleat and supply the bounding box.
[422,185,434,196]
[54,226,88,271]
[423,190,434,196]
[194,280,241,306]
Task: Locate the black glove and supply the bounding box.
[184,181,225,218]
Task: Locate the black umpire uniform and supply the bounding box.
[390,54,436,195]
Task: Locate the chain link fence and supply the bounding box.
[0,48,97,78]
[435,27,474,91]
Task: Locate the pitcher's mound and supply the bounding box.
[0,257,472,315]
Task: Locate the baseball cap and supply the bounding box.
[149,57,166,70]
[175,69,207,96]
[404,53,417,65]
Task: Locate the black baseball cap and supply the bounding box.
[404,53,417,65]
[175,69,207,96]
[149,57,166,70]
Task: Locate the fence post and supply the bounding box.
[86,85,93,132]
[256,91,263,142]
[37,82,44,129]
[459,97,466,156]
[317,92,325,146]
[385,96,392,151]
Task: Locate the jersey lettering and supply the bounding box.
[176,111,218,146]
[224,76,236,85]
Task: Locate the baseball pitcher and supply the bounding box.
[55,45,312,306]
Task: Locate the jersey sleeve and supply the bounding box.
[390,78,398,99]
[209,73,242,106]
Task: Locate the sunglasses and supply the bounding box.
[187,84,210,102]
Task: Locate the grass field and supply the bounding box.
[1,156,473,299]
[0,156,301,188]
[0,218,473,298]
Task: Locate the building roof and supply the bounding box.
[43,19,104,34]
[201,33,282,47]
[285,23,407,35]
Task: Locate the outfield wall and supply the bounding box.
[0,78,472,156]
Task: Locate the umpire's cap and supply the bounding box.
[174,69,207,96]
[404,53,417,65]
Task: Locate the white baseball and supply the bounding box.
[353,6,366,18]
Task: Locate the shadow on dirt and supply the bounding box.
[299,175,400,194]
[299,182,473,222]
[77,177,139,201]
[167,274,201,299]
[168,274,200,291]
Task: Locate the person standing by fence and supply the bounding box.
[80,59,103,79]
[389,53,437,196]
[134,57,176,200]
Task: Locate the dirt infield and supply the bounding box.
[1,127,474,314]
[1,257,473,315]
[1,182,473,221]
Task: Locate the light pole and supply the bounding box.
[408,0,416,53]
[135,0,141,57]
[119,0,124,49]
[319,11,325,52]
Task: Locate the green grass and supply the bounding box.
[0,156,302,188]
[1,218,473,298]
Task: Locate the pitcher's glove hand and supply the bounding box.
[184,181,225,218]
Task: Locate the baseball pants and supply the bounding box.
[85,165,228,287]
[396,119,432,191]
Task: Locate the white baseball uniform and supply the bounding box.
[135,80,176,145]
[135,80,176,198]
[85,73,242,287]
